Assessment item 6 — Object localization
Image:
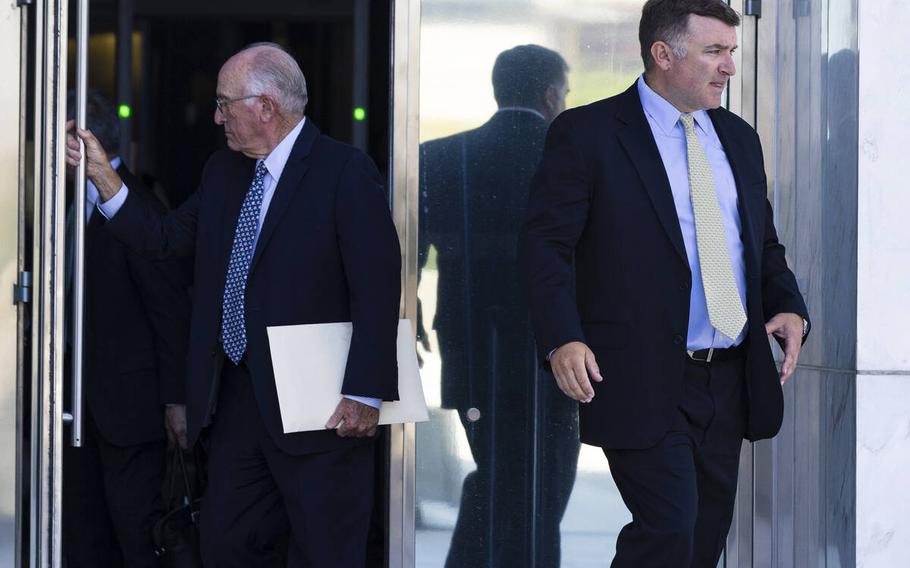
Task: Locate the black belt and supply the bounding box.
[686,342,745,364]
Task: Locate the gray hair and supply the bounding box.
[241,42,308,117]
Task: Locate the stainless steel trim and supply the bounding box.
[388,0,420,565]
[70,0,89,448]
[31,0,70,565]
[15,7,29,566]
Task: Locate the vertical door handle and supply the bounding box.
[69,0,90,448]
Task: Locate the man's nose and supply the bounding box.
[214,107,225,125]
[720,53,736,76]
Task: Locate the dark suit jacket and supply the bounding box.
[419,110,547,410]
[105,120,401,455]
[82,165,190,446]
[518,84,809,449]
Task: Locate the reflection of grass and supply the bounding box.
[424,245,438,272]
[420,70,641,143]
[568,69,640,108]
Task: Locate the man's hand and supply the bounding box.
[64,120,123,201]
[765,312,805,384]
[550,341,603,403]
[325,398,380,438]
[164,404,188,450]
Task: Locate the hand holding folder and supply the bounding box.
[266,319,429,433]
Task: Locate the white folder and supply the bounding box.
[266,319,429,433]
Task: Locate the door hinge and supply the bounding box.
[745,0,762,18]
[794,0,811,17]
[16,0,34,7]
[13,271,31,304]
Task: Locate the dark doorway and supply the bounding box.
[71,0,392,208]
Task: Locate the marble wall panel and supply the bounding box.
[856,374,910,567]
[857,0,910,372]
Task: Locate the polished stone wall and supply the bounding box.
[855,0,910,565]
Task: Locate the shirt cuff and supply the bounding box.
[344,395,381,409]
[97,183,129,219]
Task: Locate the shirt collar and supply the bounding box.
[496,106,546,121]
[261,117,307,182]
[636,75,712,137]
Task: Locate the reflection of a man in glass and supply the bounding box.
[419,45,579,568]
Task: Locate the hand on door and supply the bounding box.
[64,119,123,202]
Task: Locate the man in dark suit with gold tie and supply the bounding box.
[519,1,810,565]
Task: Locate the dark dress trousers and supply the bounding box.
[420,109,579,567]
[518,84,809,566]
[64,165,191,568]
[104,120,401,567]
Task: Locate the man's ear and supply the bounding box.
[650,41,675,71]
[544,84,558,111]
[258,95,276,122]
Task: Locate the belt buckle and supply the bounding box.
[687,347,714,363]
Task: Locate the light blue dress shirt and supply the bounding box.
[636,75,747,350]
[99,117,381,409]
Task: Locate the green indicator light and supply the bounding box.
[353,107,366,121]
[118,104,132,119]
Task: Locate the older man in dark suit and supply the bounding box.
[67,43,401,567]
[519,1,810,566]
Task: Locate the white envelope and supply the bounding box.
[266,319,429,433]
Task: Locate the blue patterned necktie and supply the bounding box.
[222,161,268,364]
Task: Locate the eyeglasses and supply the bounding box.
[214,94,262,114]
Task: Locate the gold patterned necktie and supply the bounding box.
[679,113,747,341]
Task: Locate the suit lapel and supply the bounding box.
[615,85,688,265]
[248,119,318,275]
[708,109,761,278]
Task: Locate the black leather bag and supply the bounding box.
[153,447,205,567]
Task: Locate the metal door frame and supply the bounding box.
[16,0,426,564]
[725,2,785,566]
[388,0,421,566]
[29,0,71,565]
[2,2,26,567]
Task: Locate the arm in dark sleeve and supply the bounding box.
[754,134,811,339]
[336,150,402,400]
[126,246,191,405]
[759,197,811,335]
[106,187,199,260]
[518,115,592,359]
[105,160,214,260]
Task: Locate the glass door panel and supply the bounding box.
[415,1,642,566]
